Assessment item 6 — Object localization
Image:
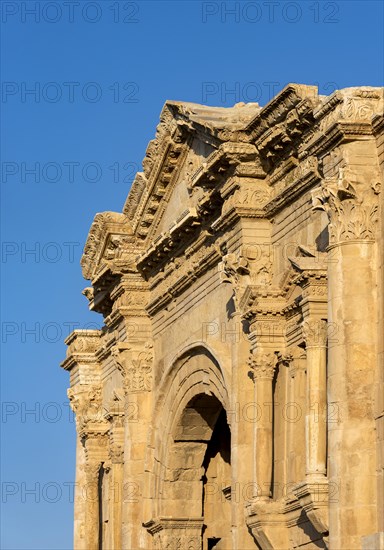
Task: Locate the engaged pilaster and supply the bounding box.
[248,351,277,500]
[312,154,382,548]
[301,318,328,479]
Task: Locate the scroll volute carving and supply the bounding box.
[111,341,154,393]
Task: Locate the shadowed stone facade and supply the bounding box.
[61,84,384,550]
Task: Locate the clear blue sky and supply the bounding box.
[1,1,383,548]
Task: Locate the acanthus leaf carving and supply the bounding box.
[220,246,273,312]
[312,167,380,243]
[248,351,278,380]
[301,319,328,347]
[67,384,104,433]
[112,341,153,393]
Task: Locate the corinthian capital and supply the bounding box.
[248,351,277,380]
[312,167,380,244]
[67,384,103,432]
[111,341,153,393]
[301,319,328,347]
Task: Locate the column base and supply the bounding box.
[144,517,203,550]
[292,477,328,535]
[246,498,290,550]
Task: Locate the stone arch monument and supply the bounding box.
[62,84,384,550]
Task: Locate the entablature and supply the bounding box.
[61,329,102,382]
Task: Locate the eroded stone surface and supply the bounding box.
[61,84,384,550]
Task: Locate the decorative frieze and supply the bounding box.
[144,517,203,550]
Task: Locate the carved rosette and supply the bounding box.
[312,167,381,244]
[248,352,277,380]
[301,319,328,348]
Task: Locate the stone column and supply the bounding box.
[62,330,102,549]
[286,346,307,484]
[248,352,277,499]
[110,457,123,550]
[112,340,153,550]
[83,431,109,550]
[73,434,87,550]
[84,459,101,550]
[313,164,381,548]
[107,415,124,550]
[302,319,328,479]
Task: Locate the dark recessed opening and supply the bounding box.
[208,537,221,549]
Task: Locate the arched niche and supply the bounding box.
[143,347,231,549]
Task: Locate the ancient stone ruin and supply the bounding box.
[61,84,384,550]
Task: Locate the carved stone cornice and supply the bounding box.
[145,239,221,316]
[288,257,328,309]
[137,208,201,274]
[122,172,147,221]
[104,279,150,326]
[62,329,101,359]
[246,84,318,139]
[61,330,102,384]
[294,88,383,167]
[80,211,146,316]
[372,113,384,137]
[307,87,383,150]
[81,211,136,281]
[144,517,204,533]
[188,142,259,192]
[312,166,381,244]
[125,105,185,238]
[256,100,315,163]
[144,516,203,550]
[264,155,321,217]
[242,288,286,321]
[220,176,272,220]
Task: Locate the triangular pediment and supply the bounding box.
[122,85,324,245]
[81,84,333,286]
[123,100,262,243]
